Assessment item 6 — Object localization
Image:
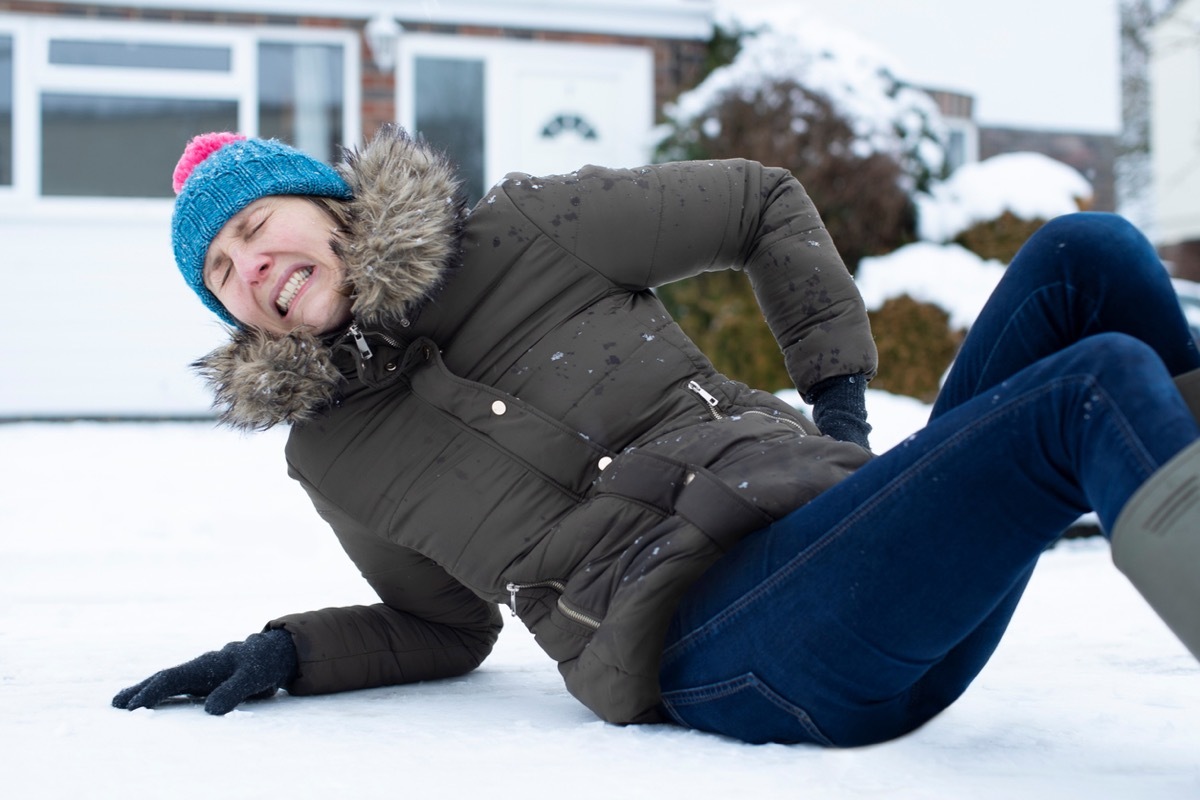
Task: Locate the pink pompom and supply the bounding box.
[172,132,246,194]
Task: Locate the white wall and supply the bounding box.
[1151,0,1200,245]
[0,202,229,417]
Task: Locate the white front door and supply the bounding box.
[398,34,653,202]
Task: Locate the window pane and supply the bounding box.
[49,39,231,71]
[41,94,237,197]
[415,57,485,204]
[1,35,11,186]
[258,42,343,163]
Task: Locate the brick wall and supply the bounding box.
[1161,239,1200,281]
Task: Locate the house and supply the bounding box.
[0,0,714,417]
[1151,0,1200,278]
[922,85,1115,212]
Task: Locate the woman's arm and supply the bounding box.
[270,492,502,696]
[489,159,877,396]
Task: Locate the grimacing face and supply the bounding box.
[203,196,353,336]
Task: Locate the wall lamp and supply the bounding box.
[365,13,402,72]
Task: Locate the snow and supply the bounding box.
[916,152,1095,243]
[9,156,1187,792]
[855,242,1007,331]
[3,416,1198,799]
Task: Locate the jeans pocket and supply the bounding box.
[660,672,834,746]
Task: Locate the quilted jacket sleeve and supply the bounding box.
[491,159,877,394]
[267,492,502,696]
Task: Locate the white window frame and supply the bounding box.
[0,15,360,217]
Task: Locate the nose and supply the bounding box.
[228,242,271,284]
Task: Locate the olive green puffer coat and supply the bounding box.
[195,126,877,724]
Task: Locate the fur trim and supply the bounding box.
[193,126,465,430]
[338,125,467,328]
[193,328,344,431]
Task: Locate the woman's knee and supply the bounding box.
[1067,332,1167,383]
[1032,211,1142,249]
[1023,213,1157,272]
[1011,213,1166,302]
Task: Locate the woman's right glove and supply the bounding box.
[804,373,872,451]
[111,628,297,715]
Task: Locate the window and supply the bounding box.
[3,21,357,200]
[414,57,485,203]
[48,39,232,71]
[41,95,238,197]
[259,42,345,166]
[946,130,966,175]
[1,35,11,187]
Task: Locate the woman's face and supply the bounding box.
[203,196,353,336]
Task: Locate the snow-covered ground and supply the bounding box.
[3,401,1198,800]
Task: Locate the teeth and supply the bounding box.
[276,268,312,314]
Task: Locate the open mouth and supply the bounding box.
[276,267,313,315]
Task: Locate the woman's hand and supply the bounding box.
[807,373,872,451]
[112,628,297,715]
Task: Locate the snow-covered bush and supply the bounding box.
[657,21,949,198]
[917,152,1094,261]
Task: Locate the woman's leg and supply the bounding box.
[910,212,1200,704]
[922,212,1200,699]
[660,221,1200,745]
[934,212,1200,419]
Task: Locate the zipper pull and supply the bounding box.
[348,323,374,361]
[687,380,719,409]
[505,582,520,617]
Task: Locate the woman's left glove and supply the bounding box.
[111,628,297,715]
[805,373,872,451]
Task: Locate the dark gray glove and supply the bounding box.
[804,373,872,451]
[112,628,297,715]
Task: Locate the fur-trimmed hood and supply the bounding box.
[193,126,466,430]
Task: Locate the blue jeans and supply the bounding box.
[658,213,1200,747]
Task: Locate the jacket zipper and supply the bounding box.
[506,580,602,630]
[742,408,806,432]
[688,379,805,432]
[687,380,724,420]
[345,323,408,361]
[347,323,374,361]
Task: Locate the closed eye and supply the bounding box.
[242,208,270,242]
[245,218,267,241]
[210,256,233,289]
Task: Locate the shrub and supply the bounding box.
[657,271,792,392]
[867,294,965,403]
[953,211,1047,263]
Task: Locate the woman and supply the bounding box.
[113,127,1200,747]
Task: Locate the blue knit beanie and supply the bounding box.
[171,133,353,326]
